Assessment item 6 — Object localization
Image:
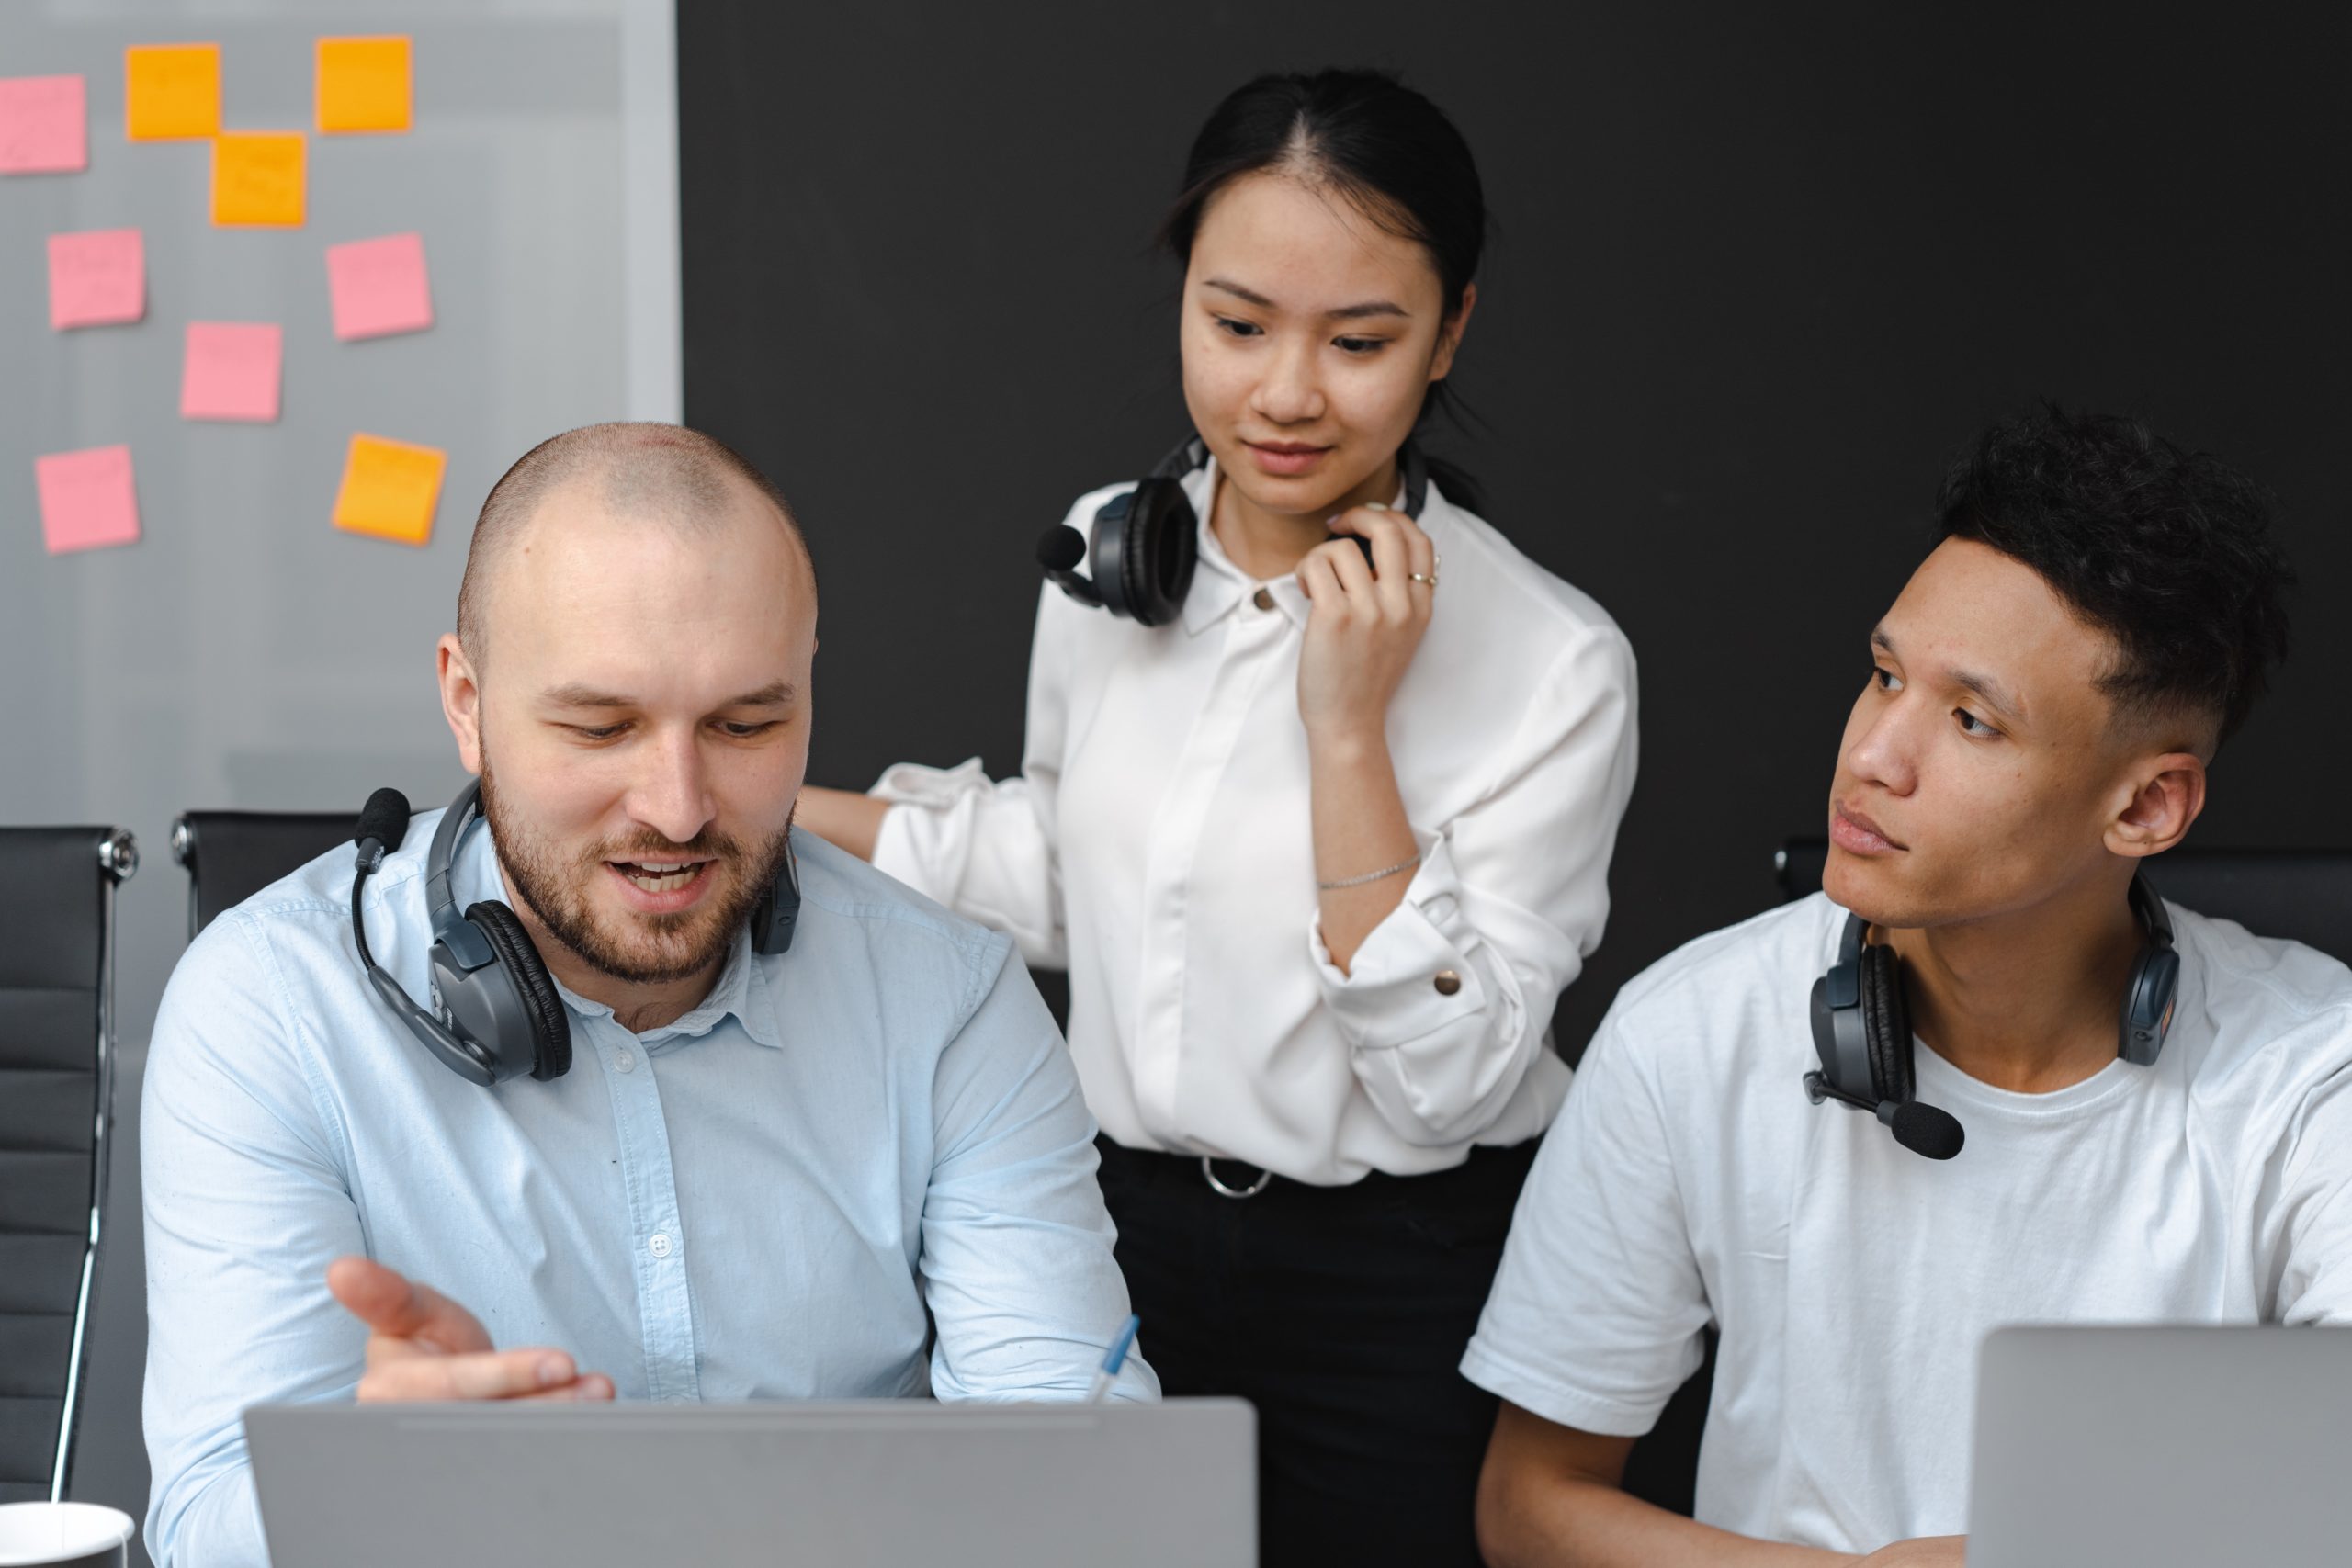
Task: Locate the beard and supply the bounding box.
[477,753,794,987]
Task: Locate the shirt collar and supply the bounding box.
[1179,458,1259,636]
[458,818,784,1050]
[1177,456,1430,636]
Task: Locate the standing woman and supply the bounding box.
[798,70,1637,1565]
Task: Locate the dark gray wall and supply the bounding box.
[680,1,2352,1062]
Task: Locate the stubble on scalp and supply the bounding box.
[454,421,814,675]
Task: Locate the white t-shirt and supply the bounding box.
[1462,893,2352,1553]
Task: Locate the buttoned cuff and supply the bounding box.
[1309,834,1488,1047]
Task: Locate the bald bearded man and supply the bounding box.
[140,424,1156,1568]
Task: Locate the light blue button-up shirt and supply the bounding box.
[140,810,1155,1568]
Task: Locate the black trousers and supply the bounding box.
[1095,1136,1538,1568]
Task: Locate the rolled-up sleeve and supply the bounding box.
[1312,626,1638,1145]
[918,939,1158,1403]
[141,917,367,1568]
[870,590,1069,969]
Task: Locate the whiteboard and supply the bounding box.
[0,0,681,1037]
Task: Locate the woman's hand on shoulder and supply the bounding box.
[794,786,889,862]
[1295,504,1438,747]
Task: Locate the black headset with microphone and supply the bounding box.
[1036,434,1430,626]
[347,779,800,1087]
[1803,871,2178,1160]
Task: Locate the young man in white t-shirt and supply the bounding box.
[1465,407,2352,1567]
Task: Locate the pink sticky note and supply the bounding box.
[325,232,432,341]
[48,228,144,330]
[0,75,87,174]
[35,445,141,555]
[180,322,283,423]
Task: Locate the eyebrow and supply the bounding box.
[539,679,797,710]
[1203,276,1410,321]
[1950,669,2025,722]
[1871,626,2026,721]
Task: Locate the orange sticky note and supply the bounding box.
[212,131,306,227]
[334,434,447,546]
[125,44,220,141]
[35,445,141,555]
[316,36,412,133]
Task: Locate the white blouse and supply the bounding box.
[869,460,1638,1185]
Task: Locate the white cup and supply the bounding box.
[0,1503,137,1568]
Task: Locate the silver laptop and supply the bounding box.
[1971,1325,2352,1567]
[246,1399,1254,1567]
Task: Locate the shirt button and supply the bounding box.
[614,1048,636,1074]
[1252,586,1276,612]
[648,1232,673,1259]
[1433,970,1463,996]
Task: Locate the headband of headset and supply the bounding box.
[352,779,800,1088]
[1804,868,2179,1160]
[1145,434,1432,514]
[1036,435,1431,626]
[425,779,499,970]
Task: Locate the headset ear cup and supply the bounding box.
[1114,477,1198,626]
[464,900,572,1081]
[2119,946,2182,1067]
[2119,874,2179,1067]
[1859,942,1915,1105]
[1122,485,1158,622]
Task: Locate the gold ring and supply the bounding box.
[1408,571,1438,588]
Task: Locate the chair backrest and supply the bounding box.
[172,811,357,939]
[0,826,135,1504]
[1777,839,2352,964]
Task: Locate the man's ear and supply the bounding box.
[437,634,484,775]
[2104,750,2207,860]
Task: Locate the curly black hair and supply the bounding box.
[1933,406,2295,750]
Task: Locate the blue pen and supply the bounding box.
[1085,1314,1142,1404]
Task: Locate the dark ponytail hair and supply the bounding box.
[1160,69,1489,513]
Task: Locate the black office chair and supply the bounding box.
[1776,838,2352,964]
[171,811,357,939]
[0,826,137,1505]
